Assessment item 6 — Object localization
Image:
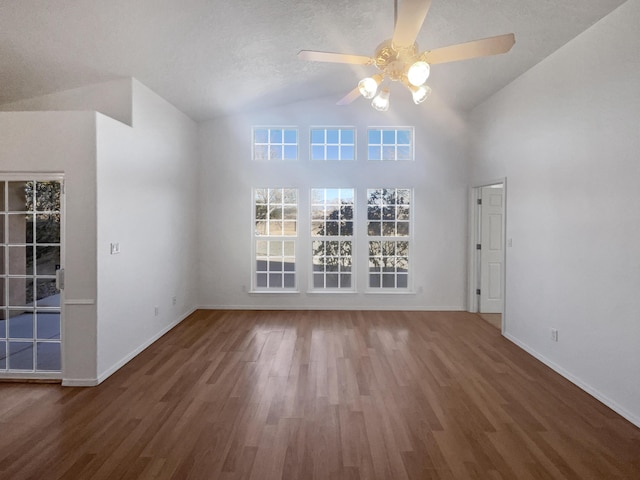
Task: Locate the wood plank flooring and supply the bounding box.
[1,310,639,479]
[478,313,501,330]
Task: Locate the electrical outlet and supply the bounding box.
[154,306,159,316]
[551,328,558,342]
[172,296,177,306]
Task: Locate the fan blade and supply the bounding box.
[392,0,432,48]
[423,33,515,65]
[336,87,361,106]
[298,50,373,65]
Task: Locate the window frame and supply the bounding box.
[251,188,299,293]
[309,126,356,161]
[367,127,415,162]
[309,188,356,293]
[0,174,65,377]
[252,126,299,161]
[365,187,413,293]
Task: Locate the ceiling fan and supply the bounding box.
[297,0,515,111]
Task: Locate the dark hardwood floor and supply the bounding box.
[1,310,639,479]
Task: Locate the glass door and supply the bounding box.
[0,178,63,377]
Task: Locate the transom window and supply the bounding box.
[368,127,413,161]
[311,188,354,290]
[367,188,411,289]
[253,188,298,290]
[310,127,355,161]
[253,127,298,161]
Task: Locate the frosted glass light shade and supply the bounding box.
[411,84,432,104]
[358,74,383,99]
[407,61,430,87]
[371,88,390,111]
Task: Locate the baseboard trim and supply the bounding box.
[92,307,197,386]
[197,305,465,312]
[62,378,99,387]
[504,333,640,429]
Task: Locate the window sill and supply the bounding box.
[364,290,416,295]
[306,290,357,294]
[249,290,300,294]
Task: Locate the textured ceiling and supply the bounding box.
[0,0,628,121]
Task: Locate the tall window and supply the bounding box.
[310,188,354,290]
[253,188,298,290]
[367,188,411,289]
[310,127,355,161]
[368,127,413,161]
[253,127,298,161]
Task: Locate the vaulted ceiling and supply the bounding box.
[0,0,628,121]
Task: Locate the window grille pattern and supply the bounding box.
[253,128,298,161]
[366,188,410,237]
[255,240,296,289]
[253,188,297,290]
[367,188,411,289]
[368,128,413,161]
[1,180,62,372]
[310,128,355,161]
[250,125,417,294]
[368,240,409,288]
[310,188,354,289]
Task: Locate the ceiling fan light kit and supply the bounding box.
[371,87,391,111]
[408,82,432,104]
[407,61,431,87]
[358,74,384,99]
[298,0,515,111]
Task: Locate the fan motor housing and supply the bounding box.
[374,40,418,80]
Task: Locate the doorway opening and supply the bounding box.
[0,176,64,380]
[468,180,506,333]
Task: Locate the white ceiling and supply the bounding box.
[0,0,628,121]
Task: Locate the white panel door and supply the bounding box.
[480,185,504,313]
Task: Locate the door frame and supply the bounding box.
[0,172,65,381]
[468,177,507,334]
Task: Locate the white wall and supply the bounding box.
[198,93,470,310]
[0,78,199,385]
[470,0,640,426]
[95,80,199,381]
[0,78,133,126]
[0,111,98,383]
